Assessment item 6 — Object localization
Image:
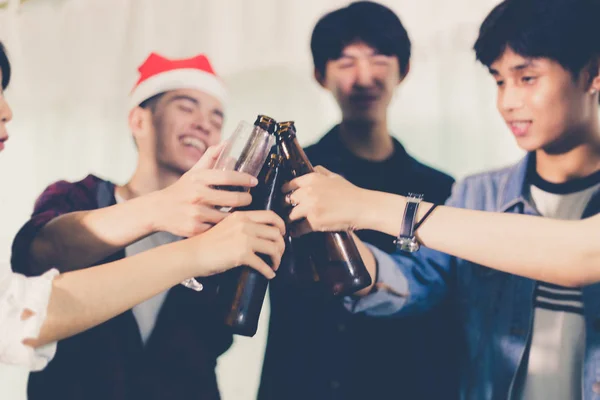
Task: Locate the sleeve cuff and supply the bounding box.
[0,268,59,371]
[343,244,410,316]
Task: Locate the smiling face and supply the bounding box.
[491,47,598,153]
[318,42,404,124]
[131,88,224,175]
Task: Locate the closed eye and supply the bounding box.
[371,55,390,66]
[178,105,193,113]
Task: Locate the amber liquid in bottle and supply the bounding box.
[276,122,371,296]
[220,150,285,336]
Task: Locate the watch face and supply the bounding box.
[407,193,424,202]
[397,237,420,253]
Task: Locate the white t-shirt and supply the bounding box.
[517,170,600,400]
[0,261,58,371]
[115,193,181,345]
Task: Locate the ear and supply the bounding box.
[128,106,152,143]
[314,68,327,89]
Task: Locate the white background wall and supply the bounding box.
[0,0,525,399]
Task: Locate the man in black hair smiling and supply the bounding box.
[259,2,458,400]
[278,0,600,399]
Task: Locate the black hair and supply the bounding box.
[138,92,164,112]
[0,42,11,90]
[474,0,600,83]
[310,1,411,78]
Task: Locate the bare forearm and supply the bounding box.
[28,208,286,347]
[363,191,599,287]
[30,193,159,271]
[30,239,194,347]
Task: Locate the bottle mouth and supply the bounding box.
[254,115,278,134]
[275,121,296,137]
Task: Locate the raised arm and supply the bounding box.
[363,193,596,288]
[15,146,258,274]
[22,209,285,348]
[286,167,599,288]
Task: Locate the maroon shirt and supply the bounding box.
[12,175,231,400]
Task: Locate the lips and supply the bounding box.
[180,135,207,153]
[507,120,532,137]
[350,94,379,104]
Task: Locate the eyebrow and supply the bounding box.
[339,49,378,59]
[489,60,536,75]
[169,95,199,105]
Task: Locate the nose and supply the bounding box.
[192,110,211,134]
[355,59,375,88]
[498,85,524,113]
[0,95,13,124]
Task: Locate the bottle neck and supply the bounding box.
[277,133,314,176]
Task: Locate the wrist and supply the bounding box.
[355,189,378,230]
[156,238,199,282]
[180,238,203,279]
[360,191,406,236]
[138,191,164,234]
[182,234,212,277]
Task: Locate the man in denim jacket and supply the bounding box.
[286,0,600,398]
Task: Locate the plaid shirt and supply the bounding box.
[12,174,231,400]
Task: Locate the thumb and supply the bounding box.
[191,142,226,171]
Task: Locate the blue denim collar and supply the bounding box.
[498,153,537,214]
[499,152,600,217]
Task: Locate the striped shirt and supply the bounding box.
[517,167,600,400]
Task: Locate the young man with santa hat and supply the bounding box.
[11,53,249,400]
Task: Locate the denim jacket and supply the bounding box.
[348,154,600,400]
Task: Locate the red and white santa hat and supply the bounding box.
[130,52,227,109]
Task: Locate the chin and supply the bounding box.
[514,135,548,153]
[345,112,379,124]
[514,139,538,153]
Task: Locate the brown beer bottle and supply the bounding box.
[221,149,285,336]
[275,121,372,296]
[274,157,320,289]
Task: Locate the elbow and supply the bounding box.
[27,233,66,274]
[29,237,55,269]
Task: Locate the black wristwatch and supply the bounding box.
[394,193,423,252]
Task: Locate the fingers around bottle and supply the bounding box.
[203,169,258,187]
[195,205,230,224]
[202,187,252,208]
[241,210,286,235]
[250,237,283,271]
[244,252,276,279]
